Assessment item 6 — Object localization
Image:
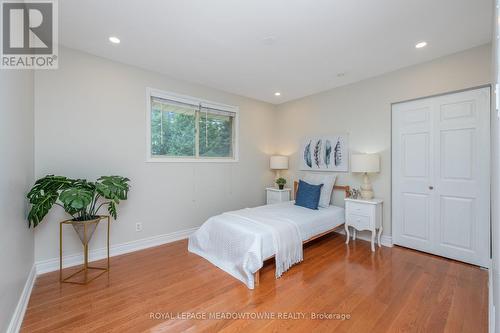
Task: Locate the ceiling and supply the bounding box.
[59,0,493,104]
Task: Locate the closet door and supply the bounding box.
[392,99,435,254]
[392,87,490,267]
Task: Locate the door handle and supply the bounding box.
[429,186,434,190]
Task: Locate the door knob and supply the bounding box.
[429,186,434,190]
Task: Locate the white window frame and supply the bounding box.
[146,87,239,163]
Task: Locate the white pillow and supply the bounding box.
[303,173,337,208]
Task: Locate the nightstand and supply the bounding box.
[344,198,383,251]
[266,188,291,205]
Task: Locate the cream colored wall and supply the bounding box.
[33,44,492,262]
[0,70,34,331]
[34,47,277,262]
[275,44,492,237]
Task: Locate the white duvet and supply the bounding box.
[188,202,345,289]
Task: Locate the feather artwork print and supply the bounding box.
[304,140,312,168]
[324,140,332,167]
[314,139,322,168]
[300,135,348,172]
[334,139,342,166]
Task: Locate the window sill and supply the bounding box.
[146,157,239,163]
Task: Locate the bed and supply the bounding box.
[188,181,350,288]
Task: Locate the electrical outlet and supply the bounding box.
[135,223,142,232]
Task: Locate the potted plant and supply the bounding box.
[275,177,286,190]
[27,175,130,244]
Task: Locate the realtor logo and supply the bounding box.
[1,0,58,69]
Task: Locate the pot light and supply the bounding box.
[274,92,281,96]
[415,41,427,49]
[109,36,121,44]
[262,36,277,45]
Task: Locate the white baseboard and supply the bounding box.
[36,226,392,275]
[35,227,199,275]
[489,266,494,333]
[7,264,36,333]
[491,266,500,333]
[380,235,394,247]
[334,229,393,248]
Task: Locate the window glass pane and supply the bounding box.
[151,99,196,157]
[199,110,234,158]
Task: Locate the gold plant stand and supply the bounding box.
[59,215,110,285]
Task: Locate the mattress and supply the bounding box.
[255,201,345,259]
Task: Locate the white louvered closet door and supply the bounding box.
[392,87,490,267]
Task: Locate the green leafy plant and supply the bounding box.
[275,177,287,187]
[27,175,130,227]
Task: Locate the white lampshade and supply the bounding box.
[351,154,380,173]
[270,155,288,170]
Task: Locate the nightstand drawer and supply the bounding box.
[347,202,372,217]
[346,213,372,230]
[344,198,383,252]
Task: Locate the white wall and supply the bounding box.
[275,44,492,237]
[34,47,277,262]
[492,2,500,331]
[33,45,493,262]
[0,70,34,331]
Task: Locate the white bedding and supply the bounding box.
[188,202,345,289]
[258,202,345,258]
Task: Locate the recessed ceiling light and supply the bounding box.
[415,41,427,49]
[274,92,281,96]
[262,36,277,45]
[109,36,120,44]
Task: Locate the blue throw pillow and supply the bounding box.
[295,180,323,210]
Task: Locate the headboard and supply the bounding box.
[293,180,350,202]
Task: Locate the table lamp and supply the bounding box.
[270,155,288,185]
[351,153,380,199]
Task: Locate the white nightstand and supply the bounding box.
[344,198,383,252]
[266,188,291,205]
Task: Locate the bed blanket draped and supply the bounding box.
[188,207,303,289]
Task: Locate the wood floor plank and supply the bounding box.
[21,233,488,332]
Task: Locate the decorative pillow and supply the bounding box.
[295,180,323,210]
[303,173,337,208]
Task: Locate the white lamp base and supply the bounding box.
[360,173,374,200]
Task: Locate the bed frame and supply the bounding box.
[253,181,350,286]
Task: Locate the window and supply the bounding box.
[146,88,238,162]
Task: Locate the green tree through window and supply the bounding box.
[150,96,236,159]
[199,110,233,157]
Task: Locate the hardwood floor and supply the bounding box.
[21,233,488,333]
